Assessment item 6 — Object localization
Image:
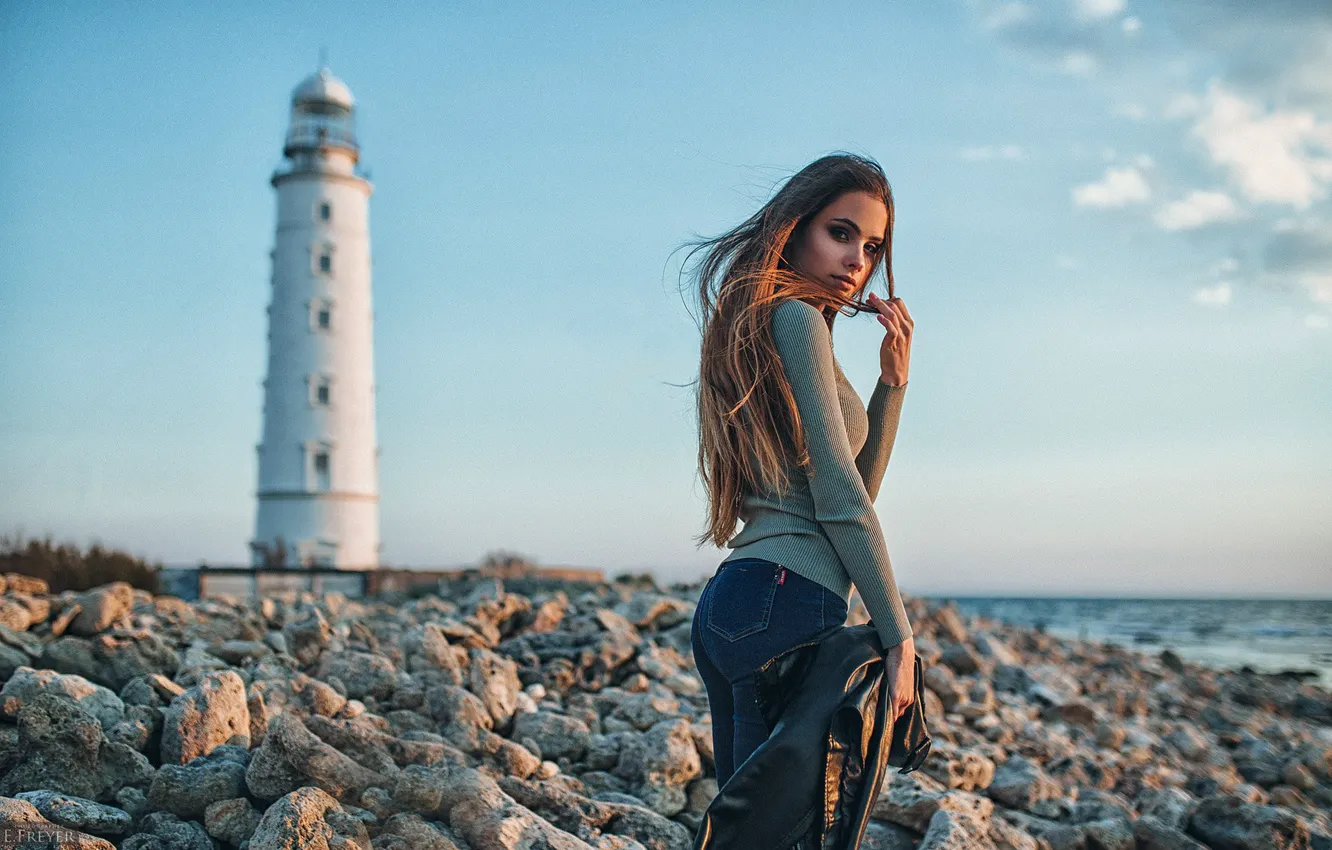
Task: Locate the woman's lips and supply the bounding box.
[833,275,855,290]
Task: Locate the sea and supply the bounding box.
[932,597,1332,690]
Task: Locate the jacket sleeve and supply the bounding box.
[855,379,907,503]
[770,300,914,648]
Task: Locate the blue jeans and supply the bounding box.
[691,557,849,787]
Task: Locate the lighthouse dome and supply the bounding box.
[292,67,354,110]
[282,67,359,161]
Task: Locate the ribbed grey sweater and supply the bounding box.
[722,298,913,649]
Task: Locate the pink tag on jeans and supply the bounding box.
[778,568,787,585]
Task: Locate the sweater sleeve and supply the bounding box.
[855,379,907,503]
[770,300,914,648]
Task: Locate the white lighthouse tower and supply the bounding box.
[252,67,380,571]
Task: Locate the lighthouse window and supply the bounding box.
[309,374,333,407]
[319,252,332,273]
[314,452,330,491]
[319,202,331,222]
[309,299,334,332]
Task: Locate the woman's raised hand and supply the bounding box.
[868,293,912,387]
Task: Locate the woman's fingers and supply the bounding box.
[871,294,910,337]
[873,299,903,332]
[893,298,913,332]
[878,314,905,351]
[887,691,909,724]
[884,637,916,726]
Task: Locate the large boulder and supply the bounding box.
[513,710,592,761]
[376,812,468,849]
[3,573,49,594]
[0,631,34,680]
[613,719,702,817]
[1187,794,1311,849]
[402,623,466,684]
[147,746,250,819]
[987,757,1062,813]
[159,669,250,764]
[246,712,390,803]
[0,667,125,729]
[283,608,332,666]
[248,786,370,850]
[916,793,998,850]
[204,797,263,847]
[37,637,102,683]
[0,796,116,849]
[317,650,398,701]
[428,684,493,750]
[12,791,132,837]
[436,767,593,850]
[468,647,522,728]
[68,583,135,636]
[0,599,34,632]
[119,811,213,850]
[1134,816,1211,850]
[88,632,180,692]
[498,774,693,850]
[0,694,154,804]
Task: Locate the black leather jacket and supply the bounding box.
[692,624,898,850]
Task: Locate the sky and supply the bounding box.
[2,1,1329,597]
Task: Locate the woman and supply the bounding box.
[686,153,916,788]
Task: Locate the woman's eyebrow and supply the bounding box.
[831,217,884,242]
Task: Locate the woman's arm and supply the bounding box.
[771,299,913,648]
[855,379,907,503]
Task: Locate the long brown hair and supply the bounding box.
[680,152,896,550]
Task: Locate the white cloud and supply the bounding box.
[968,0,1154,77]
[985,1,1033,29]
[1189,82,1332,208]
[1074,0,1125,20]
[1306,313,1330,330]
[1061,51,1098,75]
[1072,166,1151,207]
[983,1,1033,29]
[968,0,1332,310]
[961,145,1026,162]
[1303,274,1332,304]
[1192,282,1232,307]
[971,0,1331,100]
[1164,1,1332,111]
[1153,190,1243,231]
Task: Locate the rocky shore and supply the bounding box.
[0,571,1329,849]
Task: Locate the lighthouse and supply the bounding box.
[252,67,380,571]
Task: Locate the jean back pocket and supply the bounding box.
[706,559,781,641]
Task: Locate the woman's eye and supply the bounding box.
[830,227,849,240]
[866,243,881,255]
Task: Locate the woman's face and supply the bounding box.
[784,190,888,298]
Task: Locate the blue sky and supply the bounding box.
[2,1,1329,596]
